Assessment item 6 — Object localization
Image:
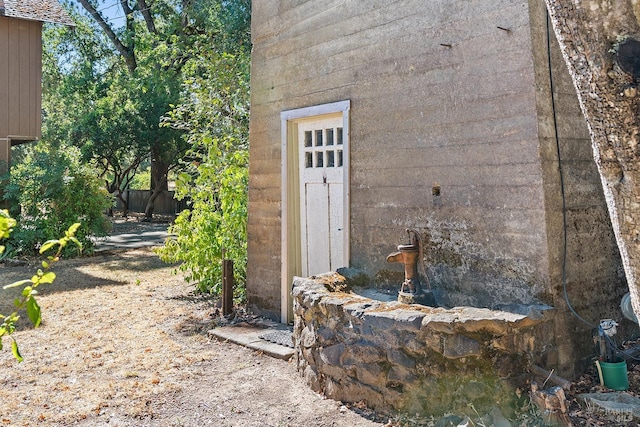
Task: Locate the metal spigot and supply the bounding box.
[386,229,423,295]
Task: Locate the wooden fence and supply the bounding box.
[115,190,189,215]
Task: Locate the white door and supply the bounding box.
[298,115,345,276]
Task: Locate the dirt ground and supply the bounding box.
[0,243,385,426]
[2,217,640,426]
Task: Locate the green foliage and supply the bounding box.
[156,27,250,296]
[42,20,158,210]
[0,209,16,255]
[158,145,248,295]
[38,0,251,297]
[128,166,152,190]
[42,5,188,215]
[0,213,81,362]
[3,143,111,256]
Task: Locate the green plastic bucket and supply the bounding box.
[596,359,629,391]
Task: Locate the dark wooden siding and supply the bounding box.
[0,16,42,140]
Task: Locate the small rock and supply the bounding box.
[489,406,512,427]
[443,334,481,359]
[579,392,640,418]
[624,87,637,98]
[530,382,568,414]
[319,343,346,366]
[434,414,465,427]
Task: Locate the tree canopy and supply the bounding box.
[41,0,253,293]
[46,0,203,216]
[155,0,251,294]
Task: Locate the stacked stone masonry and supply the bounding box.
[293,274,555,417]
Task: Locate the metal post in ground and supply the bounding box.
[222,259,234,315]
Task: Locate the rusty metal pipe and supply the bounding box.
[386,243,421,294]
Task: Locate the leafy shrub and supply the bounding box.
[156,51,249,297]
[128,166,151,190]
[158,146,248,295]
[3,142,111,256]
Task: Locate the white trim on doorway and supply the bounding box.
[280,100,350,323]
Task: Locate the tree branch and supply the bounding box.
[120,0,132,15]
[180,0,192,29]
[120,0,139,73]
[78,0,137,72]
[137,0,156,33]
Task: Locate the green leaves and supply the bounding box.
[4,280,32,290]
[0,210,16,240]
[11,339,23,363]
[4,270,57,290]
[26,297,41,328]
[4,140,110,256]
[156,45,249,297]
[33,271,56,285]
[39,240,59,254]
[39,223,82,255]
[44,1,191,219]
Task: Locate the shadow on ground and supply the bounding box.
[0,248,177,332]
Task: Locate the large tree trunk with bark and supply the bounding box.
[144,148,169,220]
[544,1,640,319]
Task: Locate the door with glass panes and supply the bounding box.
[298,115,345,276]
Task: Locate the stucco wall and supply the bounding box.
[248,0,627,373]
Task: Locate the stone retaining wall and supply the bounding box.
[292,274,554,416]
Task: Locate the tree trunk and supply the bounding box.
[117,190,129,218]
[544,1,640,319]
[105,180,128,218]
[143,151,169,220]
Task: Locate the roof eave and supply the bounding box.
[0,0,75,27]
[0,14,75,27]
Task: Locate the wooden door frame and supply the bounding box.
[280,100,350,323]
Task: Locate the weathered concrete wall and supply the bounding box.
[346,2,546,309]
[249,0,549,316]
[293,274,551,417]
[528,0,628,374]
[248,0,628,377]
